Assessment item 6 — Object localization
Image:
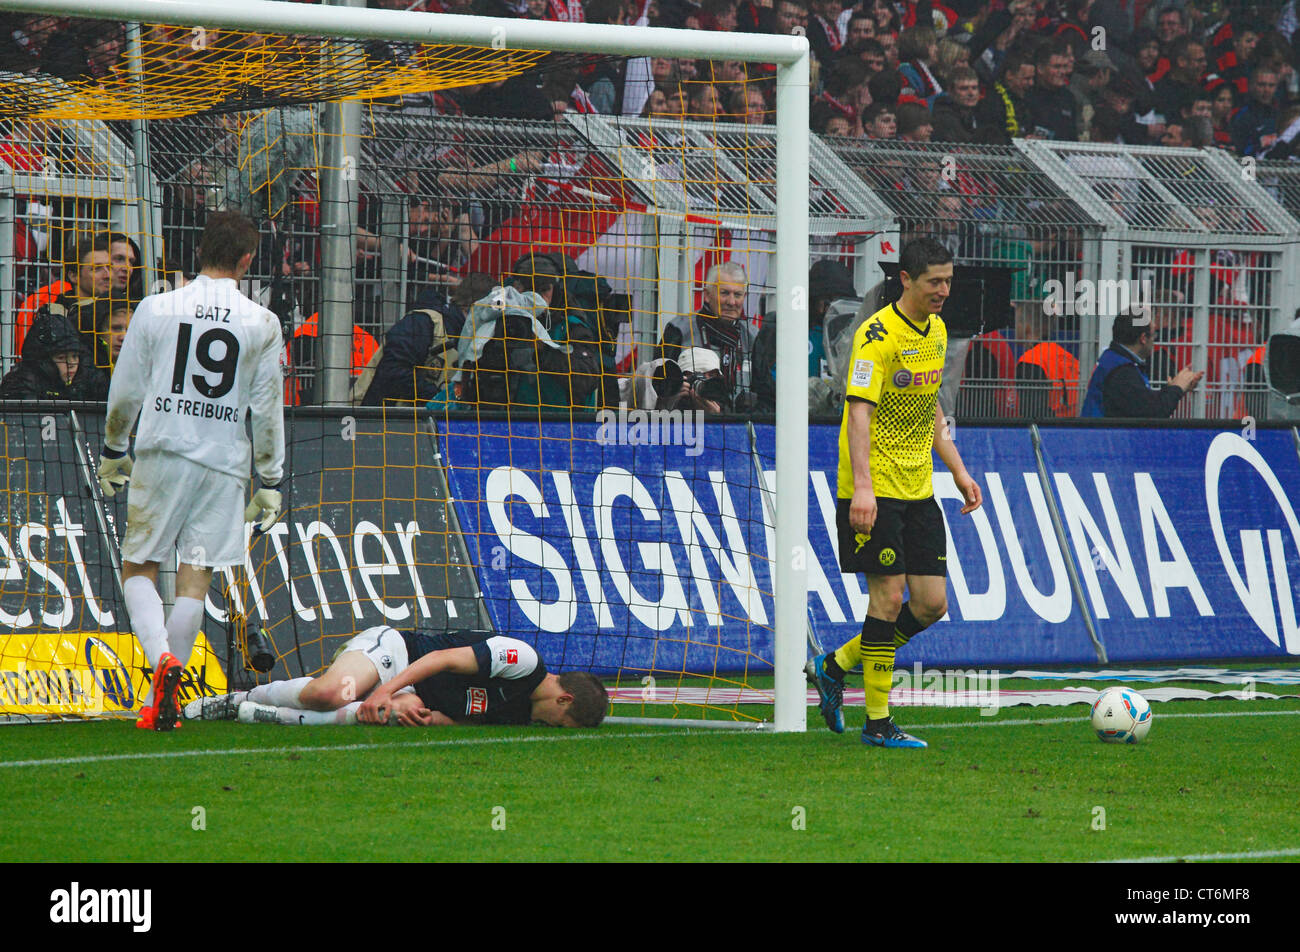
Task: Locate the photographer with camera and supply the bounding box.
[659,261,756,413]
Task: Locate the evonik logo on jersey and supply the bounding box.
[893,368,941,388]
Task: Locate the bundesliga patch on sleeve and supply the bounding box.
[851,358,874,389]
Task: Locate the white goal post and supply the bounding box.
[0,0,811,732]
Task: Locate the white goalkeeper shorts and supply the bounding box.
[339,626,413,689]
[120,451,248,568]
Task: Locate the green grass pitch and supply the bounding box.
[3,683,1298,864]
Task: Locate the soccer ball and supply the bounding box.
[1090,687,1153,744]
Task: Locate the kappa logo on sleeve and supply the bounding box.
[851,358,874,389]
[467,687,488,715]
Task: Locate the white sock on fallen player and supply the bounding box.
[271,702,360,726]
[164,596,205,672]
[247,677,314,708]
[123,576,167,707]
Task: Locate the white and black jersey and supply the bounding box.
[104,275,284,483]
[401,630,547,725]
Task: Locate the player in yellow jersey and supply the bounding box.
[806,237,983,748]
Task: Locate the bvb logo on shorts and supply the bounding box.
[879,548,897,566]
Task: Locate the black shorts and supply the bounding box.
[836,495,947,577]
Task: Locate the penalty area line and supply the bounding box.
[919,708,1300,730]
[5,707,1298,770]
[0,728,705,770]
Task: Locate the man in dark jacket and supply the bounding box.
[0,312,86,401]
[930,68,983,143]
[660,260,755,410]
[360,288,466,407]
[1230,67,1280,157]
[1080,311,1203,418]
[974,51,1035,144]
[752,259,857,414]
[1027,42,1080,141]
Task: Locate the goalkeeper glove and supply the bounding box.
[244,483,283,534]
[97,447,133,497]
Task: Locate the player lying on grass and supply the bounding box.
[185,627,608,728]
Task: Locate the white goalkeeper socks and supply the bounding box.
[164,596,205,671]
[247,677,314,708]
[123,576,167,706]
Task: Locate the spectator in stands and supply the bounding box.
[1028,41,1080,141]
[24,231,113,357]
[807,0,846,69]
[1153,36,1208,122]
[1088,104,1124,143]
[1184,114,1214,148]
[660,260,755,411]
[655,81,690,117]
[1209,81,1238,147]
[819,58,873,134]
[1015,307,1080,419]
[934,36,972,90]
[1231,67,1280,156]
[551,267,626,408]
[108,232,142,299]
[862,101,897,139]
[581,0,632,112]
[1080,310,1203,418]
[407,194,476,288]
[730,86,770,125]
[1248,32,1294,94]
[897,26,943,107]
[688,82,725,119]
[77,296,135,402]
[811,101,854,136]
[359,287,468,407]
[974,50,1035,145]
[867,67,902,111]
[930,67,983,143]
[1154,5,1188,54]
[0,13,60,72]
[641,87,669,117]
[969,0,1034,84]
[1071,49,1117,139]
[458,255,602,411]
[1208,21,1258,97]
[842,10,877,59]
[1176,91,1215,132]
[877,26,900,70]
[769,0,809,38]
[895,101,934,142]
[1145,289,1190,385]
[1160,122,1190,146]
[42,19,124,83]
[1091,78,1147,144]
[751,258,856,415]
[853,39,888,75]
[868,0,899,35]
[0,312,84,402]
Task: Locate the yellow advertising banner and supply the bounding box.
[0,631,227,718]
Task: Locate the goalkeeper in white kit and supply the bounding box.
[97,211,286,731]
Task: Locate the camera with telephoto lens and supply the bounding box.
[684,371,732,407]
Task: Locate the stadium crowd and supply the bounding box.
[4,1,1297,153]
[0,1,1293,419]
